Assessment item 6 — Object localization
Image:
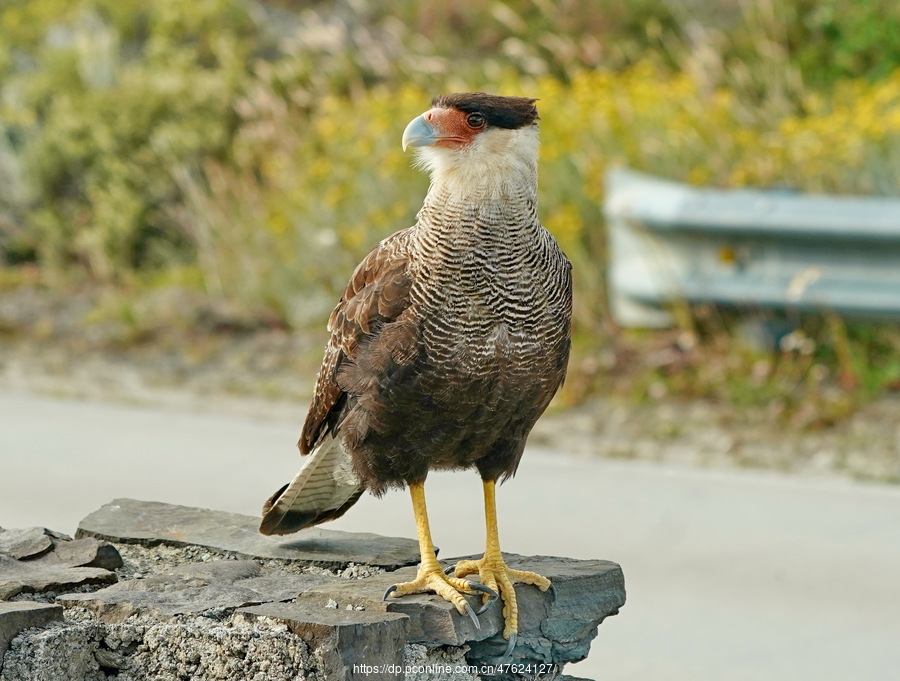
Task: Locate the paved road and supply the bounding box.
[2,390,899,680]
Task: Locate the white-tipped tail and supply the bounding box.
[259,436,364,536]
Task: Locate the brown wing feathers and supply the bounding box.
[299,230,414,455]
[260,232,414,535]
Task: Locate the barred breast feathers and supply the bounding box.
[407,121,571,382]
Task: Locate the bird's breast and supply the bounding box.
[408,212,570,380]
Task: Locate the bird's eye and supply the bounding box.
[466,113,486,129]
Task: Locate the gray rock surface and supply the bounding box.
[293,552,626,670]
[403,644,483,681]
[77,498,421,570]
[238,602,409,680]
[50,537,124,571]
[0,532,121,600]
[0,602,64,667]
[0,559,116,600]
[294,563,495,646]
[60,559,335,621]
[0,616,321,681]
[0,527,54,560]
[2,502,625,681]
[461,554,625,670]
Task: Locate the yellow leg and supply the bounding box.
[384,482,489,626]
[451,480,552,641]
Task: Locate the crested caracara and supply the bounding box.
[260,92,572,656]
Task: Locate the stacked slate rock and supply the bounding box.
[0,499,625,681]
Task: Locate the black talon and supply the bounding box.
[468,582,498,599]
[383,585,398,601]
[468,583,499,615]
[501,631,517,660]
[547,582,557,602]
[443,564,456,575]
[464,601,481,630]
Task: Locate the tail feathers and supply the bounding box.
[259,437,364,536]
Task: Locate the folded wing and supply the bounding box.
[259,229,414,535]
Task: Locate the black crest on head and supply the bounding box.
[431,92,539,129]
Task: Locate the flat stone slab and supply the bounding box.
[59,559,335,622]
[461,554,625,670]
[0,559,117,600]
[49,536,123,571]
[1,500,626,681]
[0,601,64,667]
[0,531,122,600]
[77,499,421,570]
[296,562,494,646]
[294,553,625,667]
[238,602,408,680]
[0,527,54,560]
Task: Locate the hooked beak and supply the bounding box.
[401,114,439,151]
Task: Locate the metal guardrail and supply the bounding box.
[604,168,900,328]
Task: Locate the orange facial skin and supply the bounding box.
[422,107,487,149]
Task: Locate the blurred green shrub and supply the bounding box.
[1,0,899,416]
[161,62,900,333]
[0,0,266,279]
[3,0,899,289]
[764,0,900,88]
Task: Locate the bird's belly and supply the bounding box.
[350,307,568,488]
[413,322,562,460]
[446,314,562,373]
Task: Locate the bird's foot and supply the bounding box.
[450,553,552,646]
[383,563,496,629]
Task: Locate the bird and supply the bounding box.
[259,92,572,654]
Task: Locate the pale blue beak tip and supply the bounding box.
[402,115,437,151]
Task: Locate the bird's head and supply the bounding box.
[402,92,540,194]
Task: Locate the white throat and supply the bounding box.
[415,125,540,203]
